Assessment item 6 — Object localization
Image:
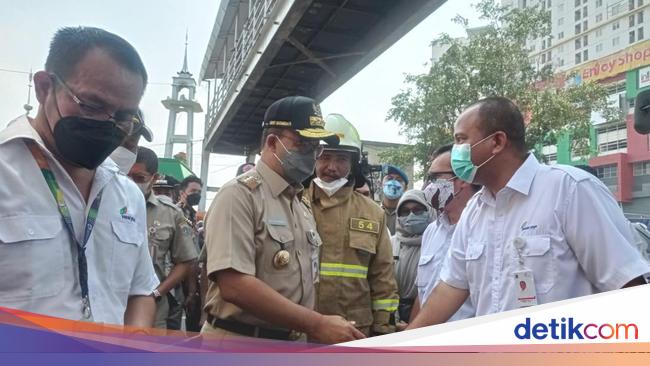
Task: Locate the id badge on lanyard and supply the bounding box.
[512,237,538,307]
[25,140,102,320]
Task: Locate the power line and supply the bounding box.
[0,67,30,75]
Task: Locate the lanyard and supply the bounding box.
[25,140,103,319]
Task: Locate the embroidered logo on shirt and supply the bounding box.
[521,221,538,231]
[120,206,136,223]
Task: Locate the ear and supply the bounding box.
[33,71,53,104]
[492,131,508,154]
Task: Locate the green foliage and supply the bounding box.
[383,0,621,178]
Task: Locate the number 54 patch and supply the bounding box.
[350,218,380,234]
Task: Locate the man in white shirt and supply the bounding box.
[410,144,477,322]
[409,97,650,329]
[0,26,158,326]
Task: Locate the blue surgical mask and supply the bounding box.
[383,179,403,200]
[451,133,497,183]
[398,212,429,235]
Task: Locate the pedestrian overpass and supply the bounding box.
[199,0,446,157]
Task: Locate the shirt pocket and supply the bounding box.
[110,220,144,292]
[0,215,64,301]
[464,241,486,295]
[264,223,295,273]
[519,235,555,294]
[416,254,435,288]
[348,230,377,268]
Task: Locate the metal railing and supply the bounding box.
[206,0,279,131]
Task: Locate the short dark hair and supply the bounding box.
[180,175,203,190]
[471,96,526,153]
[136,146,158,174]
[45,26,147,85]
[430,143,453,161]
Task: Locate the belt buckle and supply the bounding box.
[288,330,303,341]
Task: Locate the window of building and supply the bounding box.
[559,31,565,39]
[596,13,603,22]
[597,124,628,154]
[633,161,650,176]
[583,0,588,4]
[559,58,565,66]
[597,0,603,7]
[575,52,582,64]
[583,35,588,46]
[576,23,581,34]
[613,36,620,46]
[575,38,581,49]
[583,49,589,61]
[583,20,588,31]
[542,53,546,63]
[542,39,547,49]
[583,6,588,18]
[613,21,620,30]
[630,14,636,27]
[558,17,564,26]
[631,30,636,43]
[596,43,603,52]
[596,165,618,179]
[639,27,645,40]
[639,0,644,7]
[575,0,581,7]
[639,11,644,24]
[630,0,636,11]
[575,9,581,21]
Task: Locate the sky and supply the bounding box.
[0,0,482,194]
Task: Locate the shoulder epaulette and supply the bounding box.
[237,172,262,190]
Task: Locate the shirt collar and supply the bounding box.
[146,192,160,206]
[256,160,302,198]
[311,184,353,209]
[505,153,539,196]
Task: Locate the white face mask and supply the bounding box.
[313,177,348,197]
[110,146,137,174]
[136,181,151,196]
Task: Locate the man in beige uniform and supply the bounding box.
[128,147,198,328]
[201,96,365,343]
[308,114,398,336]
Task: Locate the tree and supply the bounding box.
[381,0,620,179]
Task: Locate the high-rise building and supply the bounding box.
[503,0,650,215]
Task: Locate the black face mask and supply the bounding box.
[187,192,201,206]
[53,116,127,170]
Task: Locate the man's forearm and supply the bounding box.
[124,295,156,328]
[157,260,193,295]
[407,282,468,330]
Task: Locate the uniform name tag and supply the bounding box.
[350,218,380,234]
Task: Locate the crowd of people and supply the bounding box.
[1,26,649,345]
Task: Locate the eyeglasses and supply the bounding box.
[398,206,427,217]
[51,73,137,135]
[276,133,324,157]
[425,171,455,183]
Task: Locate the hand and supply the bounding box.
[178,191,188,208]
[396,321,408,332]
[307,315,366,344]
